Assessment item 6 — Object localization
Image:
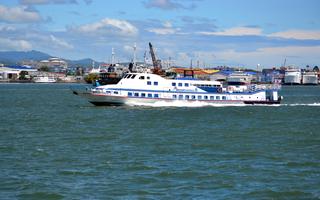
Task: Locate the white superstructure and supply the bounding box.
[302,72,318,85]
[227,71,253,85]
[33,76,57,83]
[74,73,282,106]
[284,69,301,85]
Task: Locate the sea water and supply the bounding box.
[0,84,319,199]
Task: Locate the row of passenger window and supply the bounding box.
[123,74,137,79]
[172,82,189,87]
[194,84,221,87]
[171,83,220,87]
[128,92,159,98]
[123,74,151,80]
[172,94,227,100]
[147,81,158,86]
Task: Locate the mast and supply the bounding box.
[111,47,115,65]
[133,43,136,66]
[143,50,147,66]
[283,58,287,68]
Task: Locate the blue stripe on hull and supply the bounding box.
[103,87,272,95]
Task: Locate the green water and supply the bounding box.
[0,84,319,199]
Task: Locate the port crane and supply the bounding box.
[148,42,164,75]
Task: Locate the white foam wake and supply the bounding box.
[128,100,250,108]
[283,103,320,107]
[127,101,320,108]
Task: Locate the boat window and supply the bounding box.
[154,81,158,86]
[139,76,145,80]
[141,93,146,97]
[192,95,196,100]
[222,96,226,100]
[131,75,136,79]
[128,92,132,96]
[185,95,190,99]
[147,76,150,79]
[204,96,208,100]
[210,96,214,100]
[134,93,139,97]
[178,83,182,87]
[198,95,202,100]
[172,82,176,86]
[173,94,177,99]
[127,74,132,79]
[114,91,118,94]
[216,96,220,100]
[147,81,152,85]
[185,83,189,87]
[154,94,159,98]
[148,93,152,98]
[178,95,183,100]
[106,91,111,94]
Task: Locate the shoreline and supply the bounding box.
[0,80,86,84]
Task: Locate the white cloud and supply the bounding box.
[0,25,17,32]
[74,18,138,36]
[197,26,320,41]
[268,30,320,40]
[0,37,32,50]
[148,27,178,35]
[163,21,172,28]
[123,45,134,53]
[198,26,262,36]
[211,46,320,66]
[0,5,42,23]
[176,52,190,64]
[147,21,180,35]
[49,35,73,49]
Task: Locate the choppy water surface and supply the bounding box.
[1,84,319,199]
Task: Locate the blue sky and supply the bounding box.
[0,0,319,68]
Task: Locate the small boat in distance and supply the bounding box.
[284,68,301,85]
[33,76,57,83]
[73,72,282,106]
[302,71,318,85]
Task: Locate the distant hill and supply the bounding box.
[67,58,98,67]
[0,50,51,64]
[0,50,100,67]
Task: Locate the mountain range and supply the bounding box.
[0,50,98,67]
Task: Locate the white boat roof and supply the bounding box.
[123,73,221,84]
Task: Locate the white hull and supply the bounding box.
[302,74,318,85]
[284,71,301,85]
[75,90,280,106]
[33,76,57,83]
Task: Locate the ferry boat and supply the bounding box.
[33,76,57,83]
[302,71,318,85]
[284,68,301,85]
[227,71,253,85]
[73,72,282,106]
